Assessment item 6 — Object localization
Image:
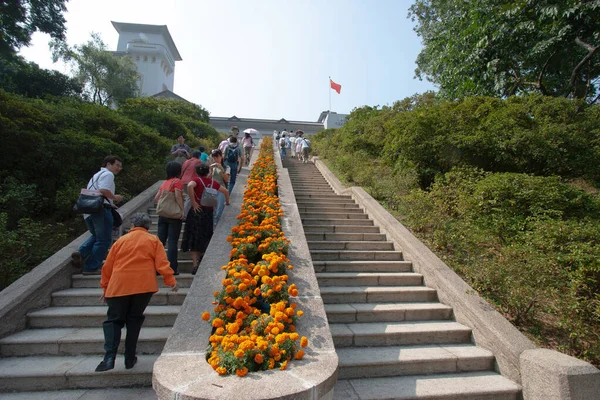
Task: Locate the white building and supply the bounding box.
[112,21,347,134]
[112,21,182,97]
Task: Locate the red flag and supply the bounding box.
[330,78,341,94]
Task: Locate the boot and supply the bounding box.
[95,353,116,372]
[125,356,138,369]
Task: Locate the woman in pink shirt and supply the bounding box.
[180,151,202,218]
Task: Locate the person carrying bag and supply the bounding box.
[154,162,185,275]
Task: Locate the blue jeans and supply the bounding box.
[79,208,113,272]
[226,161,238,195]
[157,216,183,273]
[280,147,287,161]
[214,191,226,228]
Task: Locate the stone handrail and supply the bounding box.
[312,156,600,400]
[153,142,338,400]
[0,181,162,339]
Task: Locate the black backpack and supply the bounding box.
[225,146,238,164]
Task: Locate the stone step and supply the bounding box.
[52,288,188,307]
[303,218,374,226]
[299,207,365,215]
[0,327,170,356]
[313,260,413,273]
[0,387,158,400]
[324,303,453,323]
[334,371,520,400]
[27,306,180,328]
[306,232,386,242]
[316,272,422,287]
[303,225,380,234]
[310,250,402,261]
[72,273,194,288]
[337,344,495,379]
[309,241,395,251]
[0,354,158,392]
[299,204,361,211]
[320,286,437,304]
[330,321,472,347]
[295,193,351,198]
[296,198,356,205]
[300,212,369,220]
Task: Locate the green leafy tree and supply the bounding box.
[409,1,600,102]
[55,33,139,107]
[0,0,68,58]
[0,56,82,98]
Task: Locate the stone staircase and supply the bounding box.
[283,157,521,400]
[0,207,190,398]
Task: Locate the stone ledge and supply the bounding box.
[153,142,338,399]
[0,181,162,338]
[521,349,600,400]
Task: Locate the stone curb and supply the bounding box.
[152,142,338,400]
[0,181,162,339]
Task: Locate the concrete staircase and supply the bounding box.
[0,207,190,397]
[283,157,521,400]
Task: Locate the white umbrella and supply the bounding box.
[243,128,259,134]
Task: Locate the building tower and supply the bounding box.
[111,21,182,97]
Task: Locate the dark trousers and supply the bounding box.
[157,216,183,273]
[103,292,153,358]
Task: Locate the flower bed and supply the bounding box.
[202,137,308,377]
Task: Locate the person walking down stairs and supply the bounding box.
[96,213,179,372]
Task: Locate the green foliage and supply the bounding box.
[312,93,600,365]
[119,97,220,149]
[0,0,67,58]
[409,0,600,102]
[0,56,82,98]
[54,33,139,107]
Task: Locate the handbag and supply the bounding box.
[156,179,182,219]
[199,174,219,208]
[73,172,106,214]
[111,207,123,227]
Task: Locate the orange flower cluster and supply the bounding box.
[203,138,308,376]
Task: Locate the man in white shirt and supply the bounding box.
[71,156,124,275]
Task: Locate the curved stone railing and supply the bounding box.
[152,143,338,399]
[0,181,162,339]
[312,156,600,400]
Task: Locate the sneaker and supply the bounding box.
[71,251,83,269]
[82,269,102,275]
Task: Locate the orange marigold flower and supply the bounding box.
[234,349,245,358]
[227,322,240,334]
[212,318,224,328]
[295,350,305,360]
[300,336,308,348]
[216,327,225,335]
[271,327,279,335]
[235,367,248,377]
[254,353,264,364]
[216,366,227,375]
[201,312,210,321]
[297,310,304,317]
[280,360,288,370]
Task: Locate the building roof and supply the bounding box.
[151,90,191,103]
[111,21,182,61]
[210,115,323,127]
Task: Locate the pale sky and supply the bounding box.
[19,0,436,121]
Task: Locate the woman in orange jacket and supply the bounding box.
[95,213,178,372]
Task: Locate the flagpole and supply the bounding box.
[328,76,331,112]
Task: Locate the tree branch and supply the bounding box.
[564,38,600,97]
[536,51,556,96]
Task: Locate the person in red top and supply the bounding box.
[96,213,178,372]
[182,164,230,274]
[153,161,185,275]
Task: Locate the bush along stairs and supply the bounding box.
[283,156,521,400]
[0,206,194,398]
